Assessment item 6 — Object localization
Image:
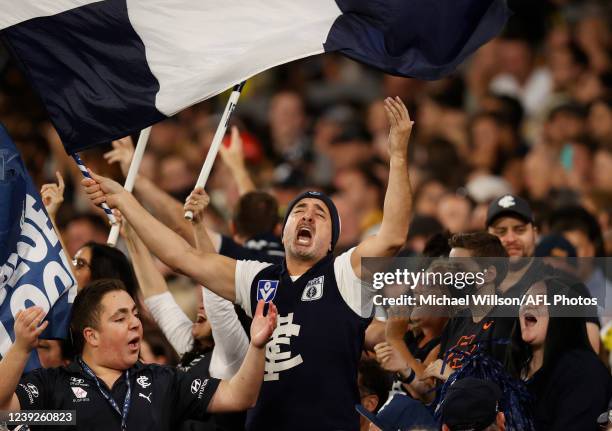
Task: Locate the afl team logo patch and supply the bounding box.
[257,280,279,303]
[301,276,324,301]
[71,387,87,399]
[137,376,151,388]
[497,195,516,208]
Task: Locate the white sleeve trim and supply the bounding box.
[334,247,376,318]
[144,291,194,356]
[235,260,272,317]
[203,287,249,379]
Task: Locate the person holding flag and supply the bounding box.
[80,96,413,430]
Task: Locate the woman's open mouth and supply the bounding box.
[523,312,538,327]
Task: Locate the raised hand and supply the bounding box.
[184,188,210,224]
[374,341,408,372]
[40,171,65,220]
[103,137,135,177]
[250,300,278,349]
[81,171,126,208]
[13,307,48,353]
[384,96,413,159]
[219,126,247,174]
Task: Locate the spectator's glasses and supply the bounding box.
[72,258,90,269]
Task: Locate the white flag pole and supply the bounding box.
[184,81,246,220]
[107,126,152,246]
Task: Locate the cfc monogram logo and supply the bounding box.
[137,376,151,388]
[264,313,303,381]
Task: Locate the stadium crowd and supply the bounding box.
[1,0,612,430]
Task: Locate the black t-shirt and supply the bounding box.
[439,308,515,370]
[527,349,612,431]
[15,360,220,431]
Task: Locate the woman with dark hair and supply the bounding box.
[507,277,612,430]
[72,241,139,297]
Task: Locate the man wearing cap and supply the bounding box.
[81,96,414,431]
[485,194,537,296]
[440,378,505,431]
[486,194,601,351]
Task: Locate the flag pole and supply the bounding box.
[106,126,152,246]
[72,154,118,226]
[184,81,246,220]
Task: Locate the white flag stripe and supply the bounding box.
[0,0,102,30]
[127,0,342,115]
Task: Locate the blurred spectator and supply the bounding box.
[440,378,506,431]
[61,214,109,257]
[593,145,612,192]
[490,33,552,116]
[589,97,612,145]
[357,359,393,431]
[413,179,448,217]
[402,216,444,256]
[436,193,474,234]
[356,393,436,431]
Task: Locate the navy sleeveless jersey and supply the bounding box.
[245,254,370,431]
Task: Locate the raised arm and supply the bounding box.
[0,307,48,411]
[218,126,256,196]
[351,97,413,278]
[122,219,170,299]
[208,300,277,412]
[104,137,201,246]
[81,173,238,302]
[41,171,77,275]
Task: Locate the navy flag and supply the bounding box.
[0,124,77,371]
[1,0,509,152]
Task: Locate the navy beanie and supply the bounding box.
[282,191,341,252]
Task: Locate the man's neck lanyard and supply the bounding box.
[78,357,131,431]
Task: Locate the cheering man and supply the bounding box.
[0,279,277,430]
[80,97,413,430]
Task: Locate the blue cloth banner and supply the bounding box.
[0,124,77,371]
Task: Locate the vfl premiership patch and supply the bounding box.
[257,280,279,303]
[301,276,324,301]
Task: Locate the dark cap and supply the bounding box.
[486,194,533,227]
[282,191,340,252]
[440,378,502,431]
[356,393,435,431]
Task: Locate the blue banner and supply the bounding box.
[0,124,76,371]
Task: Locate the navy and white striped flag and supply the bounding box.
[0,124,77,371]
[1,0,509,153]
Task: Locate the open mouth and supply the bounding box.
[523,312,538,327]
[128,335,140,351]
[296,226,313,245]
